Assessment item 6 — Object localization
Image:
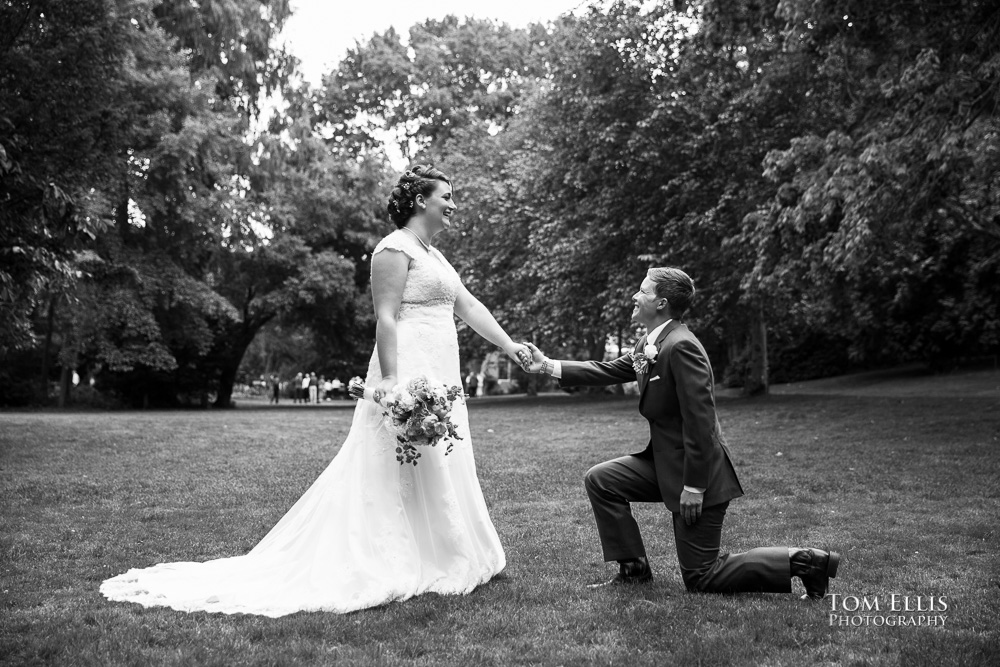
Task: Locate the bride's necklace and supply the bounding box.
[401,226,432,252]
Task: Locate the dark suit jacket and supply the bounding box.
[559,320,744,513]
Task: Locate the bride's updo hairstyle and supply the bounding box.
[387,165,451,228]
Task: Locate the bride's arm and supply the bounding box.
[454,285,527,363]
[371,249,410,395]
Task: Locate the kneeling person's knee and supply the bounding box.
[584,462,612,494]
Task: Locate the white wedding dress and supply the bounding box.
[100,230,506,616]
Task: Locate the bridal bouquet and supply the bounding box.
[355,376,465,465]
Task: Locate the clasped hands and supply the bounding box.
[516,342,548,373]
[488,342,546,376]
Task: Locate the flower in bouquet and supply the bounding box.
[380,376,464,465]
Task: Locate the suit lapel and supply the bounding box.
[639,320,683,400]
[635,335,649,393]
[634,335,648,356]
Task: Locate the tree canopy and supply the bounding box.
[3,0,997,406]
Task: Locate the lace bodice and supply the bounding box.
[365,228,465,393]
[372,229,462,319]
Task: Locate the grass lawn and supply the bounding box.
[2,369,999,666]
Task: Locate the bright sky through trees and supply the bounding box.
[279,0,589,85]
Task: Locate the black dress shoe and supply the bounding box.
[790,548,840,600]
[588,557,653,589]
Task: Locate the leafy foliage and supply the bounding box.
[317,16,549,159]
[739,0,1000,365]
[438,1,997,376]
[5,0,998,406]
[0,0,130,353]
[0,0,373,407]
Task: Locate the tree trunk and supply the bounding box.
[214,337,254,409]
[39,294,57,403]
[743,304,769,396]
[58,365,71,408]
[215,360,239,408]
[213,326,264,408]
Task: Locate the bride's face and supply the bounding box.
[420,181,457,232]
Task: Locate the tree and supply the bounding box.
[153,0,293,115]
[61,241,238,407]
[238,106,389,398]
[0,0,133,356]
[737,0,1000,368]
[1,0,310,406]
[316,16,548,159]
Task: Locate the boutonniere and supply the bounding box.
[629,343,659,375]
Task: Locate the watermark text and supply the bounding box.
[827,594,948,627]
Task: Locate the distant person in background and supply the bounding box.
[466,371,478,398]
[292,372,303,403]
[301,373,311,404]
[331,377,343,399]
[309,373,319,403]
[269,374,280,404]
[480,351,500,396]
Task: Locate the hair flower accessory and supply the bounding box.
[629,343,658,375]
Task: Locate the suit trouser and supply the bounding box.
[585,453,791,593]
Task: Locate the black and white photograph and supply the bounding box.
[1,0,998,665]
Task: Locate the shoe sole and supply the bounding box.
[800,551,841,601]
[827,551,841,579]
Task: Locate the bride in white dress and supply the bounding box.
[101,165,530,617]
